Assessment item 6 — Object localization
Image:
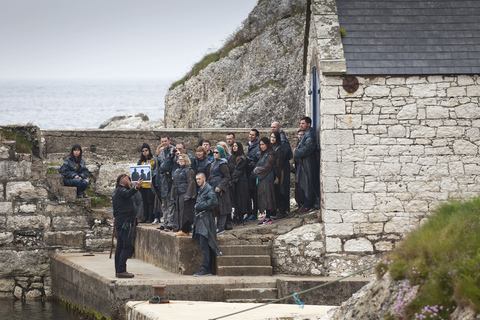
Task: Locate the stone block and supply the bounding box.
[352,193,376,210]
[376,197,404,212]
[455,103,480,119]
[391,87,410,97]
[384,217,411,233]
[323,177,338,193]
[0,232,14,245]
[388,125,406,138]
[367,125,387,135]
[378,163,401,176]
[0,278,15,291]
[336,115,361,129]
[85,238,111,250]
[325,223,354,236]
[5,182,48,201]
[0,202,13,215]
[410,84,437,97]
[323,210,342,223]
[45,204,76,214]
[323,162,354,177]
[358,223,384,234]
[446,86,466,97]
[386,77,406,85]
[51,216,89,230]
[368,212,389,222]
[344,238,373,252]
[397,104,417,120]
[322,86,339,99]
[365,86,390,97]
[324,130,354,145]
[342,211,367,223]
[410,125,436,138]
[466,85,480,96]
[355,135,380,145]
[406,76,428,85]
[389,145,424,156]
[426,106,449,119]
[338,177,364,193]
[6,215,50,231]
[355,164,377,176]
[375,241,394,251]
[341,148,364,162]
[453,140,478,155]
[0,161,32,182]
[44,231,84,247]
[0,146,11,160]
[0,249,50,277]
[325,237,342,252]
[15,203,37,214]
[437,127,464,138]
[324,99,346,115]
[324,193,351,210]
[351,101,373,114]
[364,182,386,193]
[457,75,474,86]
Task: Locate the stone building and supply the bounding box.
[301,0,480,274]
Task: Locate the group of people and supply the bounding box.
[60,117,319,278]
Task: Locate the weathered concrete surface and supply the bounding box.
[126,300,335,320]
[51,253,371,320]
[134,225,203,275]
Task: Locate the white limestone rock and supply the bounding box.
[96,163,131,195]
[5,182,48,201]
[99,113,164,130]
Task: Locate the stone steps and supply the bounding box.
[216,244,273,276]
[46,173,86,203]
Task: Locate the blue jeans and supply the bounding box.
[114,224,134,274]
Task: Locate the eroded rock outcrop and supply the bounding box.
[165,0,307,128]
[99,113,164,130]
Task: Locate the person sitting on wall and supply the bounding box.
[112,174,144,278]
[192,172,221,276]
[60,144,90,198]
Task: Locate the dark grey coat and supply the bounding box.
[293,127,318,201]
[193,183,221,256]
[279,130,293,200]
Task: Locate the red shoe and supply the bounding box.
[298,207,313,214]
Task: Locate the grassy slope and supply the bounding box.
[376,198,480,319]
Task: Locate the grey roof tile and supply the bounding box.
[337,0,480,75]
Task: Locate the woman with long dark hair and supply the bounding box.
[60,144,90,198]
[270,131,286,218]
[137,143,156,223]
[253,137,276,225]
[171,153,196,235]
[230,142,250,224]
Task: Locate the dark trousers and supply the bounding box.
[139,188,154,222]
[114,224,134,274]
[200,234,214,273]
[64,178,89,194]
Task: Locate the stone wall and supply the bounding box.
[317,74,480,276]
[0,140,112,300]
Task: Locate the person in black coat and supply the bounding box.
[112,174,143,278]
[60,144,90,198]
[230,142,250,224]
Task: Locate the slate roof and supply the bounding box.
[336,0,480,75]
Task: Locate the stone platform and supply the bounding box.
[51,253,370,320]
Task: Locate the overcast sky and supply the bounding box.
[0,0,258,81]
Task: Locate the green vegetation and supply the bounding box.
[169,3,306,90]
[340,28,347,37]
[0,129,33,154]
[86,188,112,208]
[376,197,480,319]
[241,80,286,98]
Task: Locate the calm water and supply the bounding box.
[0,300,84,320]
[0,79,170,129]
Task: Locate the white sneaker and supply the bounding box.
[151,218,160,224]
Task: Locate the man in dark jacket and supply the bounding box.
[245,129,260,221]
[112,174,143,278]
[271,121,293,216]
[293,117,319,213]
[154,135,176,231]
[192,172,220,276]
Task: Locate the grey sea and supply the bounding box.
[0,79,169,130]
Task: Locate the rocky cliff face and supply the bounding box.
[165,0,307,128]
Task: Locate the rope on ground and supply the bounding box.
[128,296,160,320]
[209,264,375,320]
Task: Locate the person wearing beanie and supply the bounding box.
[136,143,156,223]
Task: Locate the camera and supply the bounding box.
[171,147,178,154]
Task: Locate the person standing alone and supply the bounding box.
[112,174,143,278]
